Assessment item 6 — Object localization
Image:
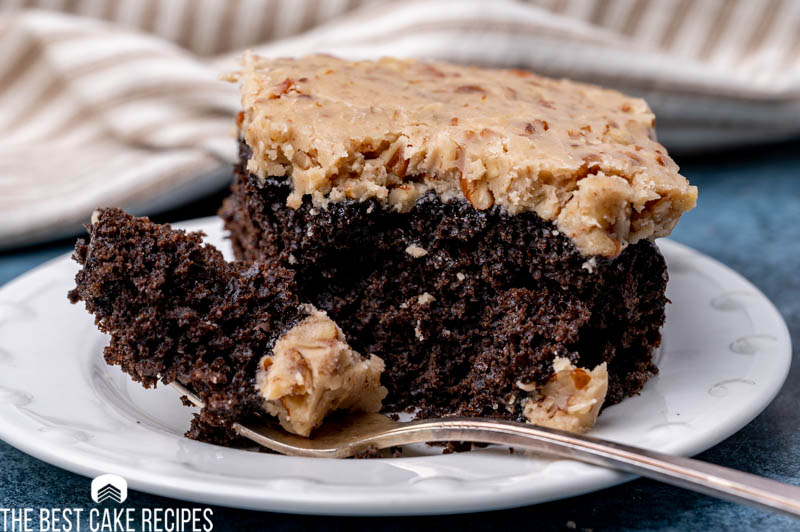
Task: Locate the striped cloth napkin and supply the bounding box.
[1,0,798,248]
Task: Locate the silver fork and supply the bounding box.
[171,381,800,518]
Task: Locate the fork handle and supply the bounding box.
[387,417,800,518]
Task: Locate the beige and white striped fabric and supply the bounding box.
[0,0,798,248]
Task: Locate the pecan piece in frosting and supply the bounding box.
[519,357,609,433]
[256,308,387,437]
[459,176,494,210]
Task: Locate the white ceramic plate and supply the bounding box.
[0,217,791,515]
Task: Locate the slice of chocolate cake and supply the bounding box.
[220,54,697,431]
[68,208,386,444]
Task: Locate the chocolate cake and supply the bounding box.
[71,55,697,446]
[220,54,697,433]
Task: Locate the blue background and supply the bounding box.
[1,141,798,531]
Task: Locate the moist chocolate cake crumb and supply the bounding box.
[68,208,305,445]
[440,441,474,454]
[221,140,668,426]
[353,445,382,459]
[351,444,403,459]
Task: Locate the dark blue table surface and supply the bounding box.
[1,141,798,531]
